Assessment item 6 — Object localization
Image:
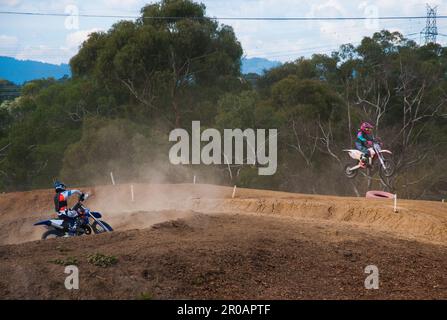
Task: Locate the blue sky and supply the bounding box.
[1,0,447,65]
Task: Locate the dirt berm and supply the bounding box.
[0,184,446,299]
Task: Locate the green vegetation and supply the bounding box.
[50,256,78,266]
[0,79,20,104]
[138,292,153,300]
[0,0,445,199]
[87,253,118,267]
[49,253,118,267]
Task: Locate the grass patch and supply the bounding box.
[50,256,78,266]
[138,292,153,300]
[87,253,118,268]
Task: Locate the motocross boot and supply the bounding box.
[359,154,368,168]
[67,220,78,237]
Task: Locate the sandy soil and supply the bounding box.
[0,183,446,299]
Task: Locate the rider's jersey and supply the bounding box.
[54,190,82,214]
[356,130,373,148]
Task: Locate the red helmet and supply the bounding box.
[360,122,374,134]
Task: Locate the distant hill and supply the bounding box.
[0,56,278,84]
[0,56,71,84]
[241,57,281,75]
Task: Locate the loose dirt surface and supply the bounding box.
[0,184,446,299]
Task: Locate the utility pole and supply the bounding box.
[420,4,438,45]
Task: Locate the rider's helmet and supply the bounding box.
[54,180,66,193]
[360,122,374,134]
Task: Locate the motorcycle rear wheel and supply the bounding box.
[41,229,65,240]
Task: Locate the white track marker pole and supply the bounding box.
[193,175,196,184]
[394,194,398,213]
[232,185,237,199]
[130,184,134,202]
[110,172,115,186]
[442,199,445,203]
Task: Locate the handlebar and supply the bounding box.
[73,193,90,214]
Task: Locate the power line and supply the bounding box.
[2,10,447,21]
[246,19,421,41]
[246,32,421,58]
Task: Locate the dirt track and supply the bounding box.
[0,184,446,299]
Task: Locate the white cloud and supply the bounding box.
[0,35,19,57]
[3,0,446,64]
[0,34,18,47]
[65,28,100,50]
[101,0,146,12]
[0,0,22,7]
[14,45,72,64]
[211,0,447,62]
[8,28,101,65]
[0,0,74,12]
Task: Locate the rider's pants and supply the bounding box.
[58,210,78,234]
[355,142,370,157]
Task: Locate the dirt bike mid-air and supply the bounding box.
[343,138,395,179]
[34,194,113,240]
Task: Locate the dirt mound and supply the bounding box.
[189,197,447,245]
[0,213,446,299]
[152,219,194,231]
[1,183,445,245]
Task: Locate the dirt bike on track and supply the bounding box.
[34,194,113,240]
[343,138,395,180]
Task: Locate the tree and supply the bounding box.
[70,0,243,127]
[0,79,20,104]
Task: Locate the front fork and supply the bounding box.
[377,153,387,170]
[89,215,111,232]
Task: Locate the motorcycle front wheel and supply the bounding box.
[91,220,113,234]
[379,159,395,178]
[344,163,358,179]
